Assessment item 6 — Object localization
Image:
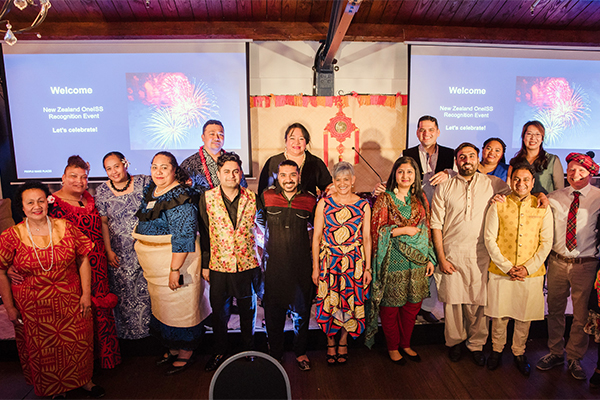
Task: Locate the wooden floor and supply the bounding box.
[1,327,599,400]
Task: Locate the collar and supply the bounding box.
[219,185,241,203]
[418,143,438,156]
[568,183,592,197]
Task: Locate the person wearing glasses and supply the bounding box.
[507,121,564,195]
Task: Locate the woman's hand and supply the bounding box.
[312,267,320,286]
[107,250,120,268]
[425,261,434,277]
[79,294,92,318]
[392,226,420,237]
[6,266,24,285]
[169,270,181,290]
[363,269,372,286]
[6,305,23,326]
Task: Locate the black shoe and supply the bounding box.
[487,351,502,370]
[205,354,226,372]
[399,348,421,362]
[82,385,105,398]
[418,309,439,323]
[449,344,462,362]
[514,355,531,377]
[392,356,407,365]
[471,350,486,367]
[156,351,178,366]
[166,357,195,375]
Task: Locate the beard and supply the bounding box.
[458,163,477,177]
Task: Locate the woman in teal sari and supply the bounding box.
[366,156,436,364]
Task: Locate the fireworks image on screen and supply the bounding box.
[127,72,219,149]
[515,77,590,145]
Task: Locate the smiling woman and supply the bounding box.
[49,155,121,369]
[0,181,104,398]
[95,151,152,340]
[258,122,332,196]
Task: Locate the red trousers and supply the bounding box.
[380,301,422,350]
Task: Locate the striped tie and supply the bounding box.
[565,191,580,251]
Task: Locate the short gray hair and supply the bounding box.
[332,161,354,179]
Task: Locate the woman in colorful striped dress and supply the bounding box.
[312,161,372,365]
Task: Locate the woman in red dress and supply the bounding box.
[0,181,104,398]
[50,155,121,369]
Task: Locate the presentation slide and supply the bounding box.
[2,40,249,179]
[408,44,600,164]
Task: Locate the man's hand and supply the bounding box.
[535,192,549,209]
[201,269,210,283]
[490,194,507,204]
[508,265,528,281]
[7,266,24,285]
[439,259,457,275]
[429,170,449,186]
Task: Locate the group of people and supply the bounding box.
[1,115,600,399]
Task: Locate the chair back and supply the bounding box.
[208,351,291,400]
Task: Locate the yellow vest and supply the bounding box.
[489,194,546,278]
[205,187,260,273]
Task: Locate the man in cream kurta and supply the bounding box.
[431,143,510,366]
[483,163,553,376]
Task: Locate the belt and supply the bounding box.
[550,250,598,264]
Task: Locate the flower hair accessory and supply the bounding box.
[122,158,130,169]
[47,195,56,204]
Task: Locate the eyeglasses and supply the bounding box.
[524,132,543,138]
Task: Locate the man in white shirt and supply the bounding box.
[431,143,510,366]
[536,152,600,381]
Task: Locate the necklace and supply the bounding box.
[154,183,176,197]
[110,174,132,192]
[26,216,54,272]
[61,195,84,207]
[284,150,306,175]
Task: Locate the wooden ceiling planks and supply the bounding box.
[436,0,464,25]
[109,0,137,21]
[5,0,600,45]
[378,0,403,25]
[236,0,253,21]
[559,0,593,27]
[266,0,282,21]
[281,0,297,22]
[125,0,151,21]
[220,0,238,20]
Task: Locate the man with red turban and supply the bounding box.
[537,152,600,383]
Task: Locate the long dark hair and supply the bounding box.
[386,156,427,213]
[510,121,548,172]
[152,151,189,186]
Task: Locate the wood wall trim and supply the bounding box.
[20,21,600,46]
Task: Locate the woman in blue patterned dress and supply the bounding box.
[96,151,152,339]
[312,161,372,365]
[134,152,211,375]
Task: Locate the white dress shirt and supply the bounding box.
[548,183,600,258]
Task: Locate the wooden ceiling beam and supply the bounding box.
[20,21,600,46]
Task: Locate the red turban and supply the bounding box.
[566,152,599,175]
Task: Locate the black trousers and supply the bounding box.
[209,268,259,354]
[264,297,311,361]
